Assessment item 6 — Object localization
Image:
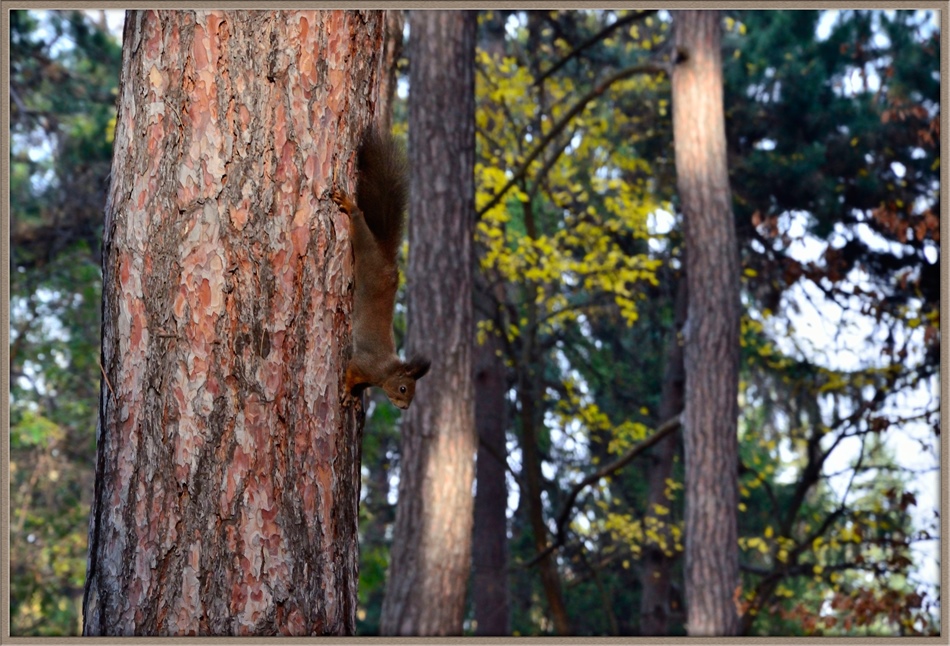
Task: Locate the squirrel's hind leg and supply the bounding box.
[331,187,358,216]
[332,187,377,256]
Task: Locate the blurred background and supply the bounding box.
[8,9,940,636]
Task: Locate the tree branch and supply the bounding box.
[478,60,671,220]
[533,10,659,87]
[478,435,522,490]
[522,413,682,568]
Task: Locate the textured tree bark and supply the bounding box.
[639,277,686,635]
[378,10,477,636]
[82,10,384,636]
[472,324,510,636]
[671,10,742,637]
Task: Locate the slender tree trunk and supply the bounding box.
[379,10,477,636]
[471,8,511,636]
[518,377,572,635]
[472,321,510,635]
[82,10,384,635]
[671,10,742,637]
[639,277,686,635]
[517,198,571,635]
[375,10,404,134]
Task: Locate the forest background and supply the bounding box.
[7,8,942,636]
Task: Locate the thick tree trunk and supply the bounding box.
[82,10,384,636]
[472,325,510,636]
[378,10,477,636]
[671,10,742,637]
[639,277,686,635]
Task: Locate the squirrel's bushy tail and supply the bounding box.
[356,127,409,261]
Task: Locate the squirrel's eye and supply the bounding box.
[399,385,407,394]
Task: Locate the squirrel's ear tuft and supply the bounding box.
[405,356,431,381]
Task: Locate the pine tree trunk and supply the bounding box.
[671,9,742,637]
[378,10,478,636]
[82,10,385,636]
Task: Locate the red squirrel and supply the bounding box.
[332,127,430,409]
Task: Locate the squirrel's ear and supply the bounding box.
[405,356,431,381]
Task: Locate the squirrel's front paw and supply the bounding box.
[345,362,369,396]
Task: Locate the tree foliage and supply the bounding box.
[721,10,940,635]
[10,10,120,636]
[462,9,939,636]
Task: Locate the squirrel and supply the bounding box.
[332,127,430,409]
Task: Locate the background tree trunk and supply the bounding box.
[671,9,742,637]
[472,317,510,636]
[471,15,511,635]
[375,10,404,134]
[82,9,384,636]
[638,277,687,635]
[378,10,478,636]
[518,369,572,635]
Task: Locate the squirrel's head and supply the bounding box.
[381,356,431,409]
